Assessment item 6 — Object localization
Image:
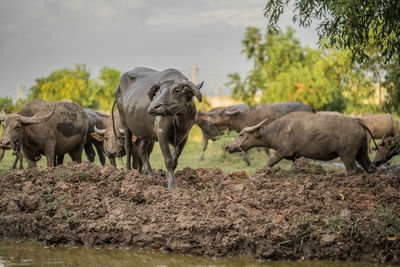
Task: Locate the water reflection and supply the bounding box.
[0,239,373,267]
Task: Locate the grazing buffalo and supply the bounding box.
[195,107,227,161]
[225,111,376,175]
[210,102,315,163]
[356,114,400,153]
[373,135,400,166]
[82,108,106,165]
[115,67,203,188]
[0,99,88,167]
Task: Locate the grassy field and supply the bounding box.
[0,125,398,175]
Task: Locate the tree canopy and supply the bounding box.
[264,0,400,63]
[27,64,120,111]
[227,26,378,113]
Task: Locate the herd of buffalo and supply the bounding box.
[0,67,399,188]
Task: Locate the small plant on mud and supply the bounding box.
[376,204,400,256]
[47,194,67,208]
[324,212,347,232]
[77,170,89,180]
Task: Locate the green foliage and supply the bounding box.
[0,96,14,113]
[26,65,121,111]
[28,64,97,108]
[264,0,400,63]
[383,55,400,116]
[93,66,120,112]
[228,26,374,112]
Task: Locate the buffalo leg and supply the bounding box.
[239,152,251,166]
[198,136,208,161]
[44,144,56,167]
[69,141,84,164]
[366,134,372,153]
[340,154,357,175]
[124,127,133,170]
[266,150,284,168]
[158,134,179,189]
[264,147,271,163]
[84,142,95,162]
[56,154,64,166]
[10,154,19,170]
[137,139,155,176]
[356,142,375,173]
[18,153,23,170]
[0,149,4,162]
[93,140,106,166]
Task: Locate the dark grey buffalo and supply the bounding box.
[115,67,203,188]
[225,111,375,175]
[83,108,106,165]
[373,135,400,166]
[0,99,88,167]
[195,104,253,164]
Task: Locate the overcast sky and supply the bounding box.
[0,0,318,101]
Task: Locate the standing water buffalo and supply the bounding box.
[0,99,88,167]
[115,67,203,188]
[356,114,399,153]
[91,110,126,166]
[82,108,106,165]
[225,112,376,175]
[373,135,400,166]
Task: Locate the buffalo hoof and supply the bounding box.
[167,183,178,189]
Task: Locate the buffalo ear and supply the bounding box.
[201,115,211,121]
[91,132,104,142]
[254,128,262,138]
[148,82,161,101]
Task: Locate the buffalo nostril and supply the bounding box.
[224,146,230,152]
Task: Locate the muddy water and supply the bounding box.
[0,239,373,267]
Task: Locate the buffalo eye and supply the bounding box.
[239,133,244,137]
[173,88,181,94]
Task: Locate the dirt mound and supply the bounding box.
[0,160,399,264]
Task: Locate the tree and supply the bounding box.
[227,26,374,112]
[93,66,121,111]
[383,56,400,115]
[28,64,98,108]
[264,0,400,63]
[0,96,14,113]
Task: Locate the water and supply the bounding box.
[0,239,376,267]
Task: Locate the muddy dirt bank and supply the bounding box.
[0,160,399,264]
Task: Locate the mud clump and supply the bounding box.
[0,160,399,264]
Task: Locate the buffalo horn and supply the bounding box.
[181,80,203,102]
[243,118,270,133]
[225,109,241,116]
[20,105,56,125]
[94,125,106,136]
[379,132,387,145]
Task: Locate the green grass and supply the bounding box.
[0,125,398,175]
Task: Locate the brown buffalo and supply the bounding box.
[373,135,400,166]
[225,111,375,175]
[0,99,88,167]
[356,114,399,153]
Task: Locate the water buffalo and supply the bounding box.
[0,99,88,167]
[356,114,400,153]
[115,67,203,188]
[225,111,376,175]
[195,108,227,161]
[82,108,106,165]
[373,135,400,166]
[210,102,315,163]
[195,104,255,164]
